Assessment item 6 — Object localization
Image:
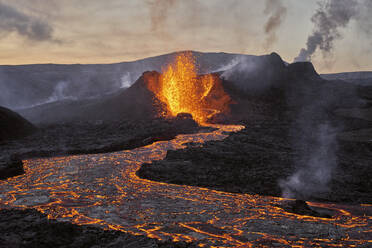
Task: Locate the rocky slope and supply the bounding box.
[0,106,35,142]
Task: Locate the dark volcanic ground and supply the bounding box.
[136,57,372,205]
[0,116,203,248]
[138,116,372,204]
[0,116,202,180]
[0,209,196,248]
[1,52,372,246]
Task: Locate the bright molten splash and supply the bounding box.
[149,52,231,124]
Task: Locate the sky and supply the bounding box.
[0,0,371,73]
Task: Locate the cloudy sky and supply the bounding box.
[0,0,371,73]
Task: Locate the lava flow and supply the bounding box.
[0,125,371,247]
[146,52,231,124]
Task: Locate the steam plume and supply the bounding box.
[0,2,54,41]
[280,122,338,199]
[263,0,287,49]
[120,72,132,89]
[294,0,358,62]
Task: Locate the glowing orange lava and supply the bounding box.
[0,125,371,247]
[148,52,231,124]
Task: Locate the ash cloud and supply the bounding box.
[294,0,359,62]
[263,0,287,49]
[0,2,54,41]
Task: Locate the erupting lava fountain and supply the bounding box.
[146,52,232,124]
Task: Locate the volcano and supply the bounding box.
[17,51,292,124]
[1,51,371,247]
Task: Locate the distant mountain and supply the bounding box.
[20,71,165,124]
[321,71,372,85]
[0,51,252,109]
[18,51,365,124]
[17,52,285,123]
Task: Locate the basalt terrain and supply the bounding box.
[138,55,372,205]
[0,209,196,248]
[0,115,200,180]
[1,51,371,247]
[138,117,372,204]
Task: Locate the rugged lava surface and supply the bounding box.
[0,125,371,247]
[0,117,200,180]
[0,208,195,248]
[138,119,372,204]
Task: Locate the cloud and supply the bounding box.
[0,2,54,41]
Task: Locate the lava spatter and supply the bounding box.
[146,52,231,124]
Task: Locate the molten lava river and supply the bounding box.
[0,125,371,247]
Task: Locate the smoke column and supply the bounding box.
[263,0,287,49]
[280,122,338,199]
[0,2,54,41]
[294,0,358,62]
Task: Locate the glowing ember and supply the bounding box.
[148,52,231,124]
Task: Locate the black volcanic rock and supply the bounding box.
[0,208,196,248]
[0,106,34,179]
[137,118,372,204]
[0,158,24,180]
[222,52,287,92]
[0,106,35,141]
[286,62,320,81]
[281,200,333,218]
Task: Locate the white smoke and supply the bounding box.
[280,123,338,199]
[279,112,338,199]
[17,81,76,110]
[209,56,242,74]
[46,80,76,103]
[220,56,258,80]
[120,72,132,89]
